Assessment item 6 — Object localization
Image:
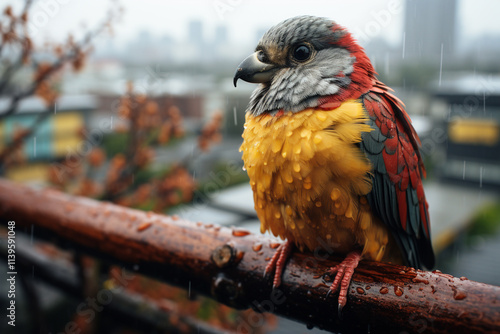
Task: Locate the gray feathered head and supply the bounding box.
[234,15,374,116]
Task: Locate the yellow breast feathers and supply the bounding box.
[240,100,393,261]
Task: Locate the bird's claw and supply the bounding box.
[324,251,362,319]
[263,240,293,288]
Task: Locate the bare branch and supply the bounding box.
[0,106,52,164]
[0,3,121,168]
[0,0,34,92]
[0,21,106,119]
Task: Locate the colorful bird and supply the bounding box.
[234,16,435,312]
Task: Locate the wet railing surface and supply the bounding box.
[1,178,499,334]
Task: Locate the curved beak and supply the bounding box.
[233,52,279,87]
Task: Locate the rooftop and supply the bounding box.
[0,95,98,115]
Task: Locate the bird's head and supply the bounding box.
[234,15,376,116]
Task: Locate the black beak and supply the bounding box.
[233,52,279,87]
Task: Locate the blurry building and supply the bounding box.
[213,25,233,62]
[432,75,500,189]
[0,95,96,182]
[188,20,204,46]
[214,25,228,46]
[461,33,500,70]
[124,30,166,64]
[404,0,458,63]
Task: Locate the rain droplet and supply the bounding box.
[402,31,406,58]
[412,277,429,285]
[439,43,443,86]
[379,287,389,294]
[479,166,483,188]
[453,289,467,300]
[232,228,251,237]
[252,243,263,252]
[137,222,152,232]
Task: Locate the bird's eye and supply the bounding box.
[257,50,269,63]
[292,44,311,62]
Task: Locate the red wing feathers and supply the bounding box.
[360,81,434,269]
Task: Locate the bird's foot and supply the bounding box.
[264,240,293,288]
[326,250,361,316]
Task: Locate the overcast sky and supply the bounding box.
[10,0,500,48]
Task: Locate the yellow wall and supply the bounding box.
[449,119,499,146]
[53,112,84,157]
[0,111,86,183]
[6,163,50,182]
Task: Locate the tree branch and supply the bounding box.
[0,105,52,164]
[0,0,33,58]
[0,4,119,168]
[0,178,498,334]
[0,30,96,120]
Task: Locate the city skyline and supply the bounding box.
[5,0,499,69]
[12,0,500,48]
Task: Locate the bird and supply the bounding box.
[233,15,434,312]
